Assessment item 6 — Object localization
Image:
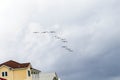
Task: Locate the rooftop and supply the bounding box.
[0,60,30,69]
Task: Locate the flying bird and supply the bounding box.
[61,40,68,43]
[41,31,49,33]
[66,48,73,52]
[33,32,39,33]
[61,38,66,41]
[41,31,56,34]
[61,46,73,52]
[49,31,56,33]
[54,36,61,39]
[62,46,67,48]
[54,36,68,43]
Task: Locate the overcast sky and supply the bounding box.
[0,0,120,80]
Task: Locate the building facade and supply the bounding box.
[0,60,40,80]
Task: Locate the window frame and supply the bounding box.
[5,72,7,76]
[2,72,4,77]
[28,70,31,77]
[2,72,8,77]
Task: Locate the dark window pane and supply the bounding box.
[2,72,4,77]
[28,70,31,77]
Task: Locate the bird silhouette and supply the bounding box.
[41,31,49,33]
[61,40,68,43]
[49,31,56,33]
[62,46,67,48]
[61,38,66,41]
[66,48,73,52]
[33,32,39,33]
[61,46,73,52]
[54,36,61,39]
[40,31,56,34]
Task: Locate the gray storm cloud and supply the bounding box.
[0,0,120,80]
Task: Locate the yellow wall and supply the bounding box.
[13,69,27,80]
[0,65,32,80]
[0,65,13,80]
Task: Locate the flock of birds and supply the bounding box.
[33,31,74,53]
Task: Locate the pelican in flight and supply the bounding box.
[61,46,73,52]
[33,32,39,33]
[49,31,56,33]
[61,40,68,43]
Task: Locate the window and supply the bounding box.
[5,72,7,76]
[2,72,4,77]
[2,72,8,77]
[28,70,31,77]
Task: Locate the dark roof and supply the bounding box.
[31,67,41,72]
[0,60,30,69]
